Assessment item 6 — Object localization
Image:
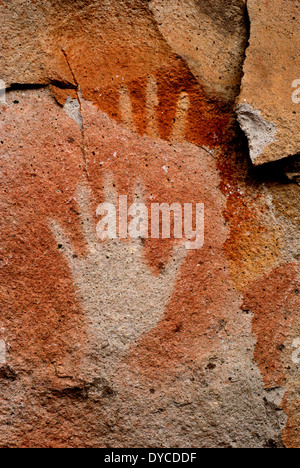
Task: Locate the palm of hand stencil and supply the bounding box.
[50,180,186,359]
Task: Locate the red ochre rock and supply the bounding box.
[0,0,299,449]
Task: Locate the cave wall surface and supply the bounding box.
[0,0,299,448]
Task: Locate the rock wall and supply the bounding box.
[0,0,299,448]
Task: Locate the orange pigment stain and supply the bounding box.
[242,264,299,388]
[50,1,232,151]
[282,391,300,449]
[1,0,298,447]
[242,263,300,448]
[0,91,88,386]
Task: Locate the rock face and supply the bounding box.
[0,0,299,448]
[236,0,300,165]
[148,0,249,103]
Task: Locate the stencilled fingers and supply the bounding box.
[103,172,119,206]
[49,219,75,263]
[161,242,187,291]
[132,178,146,206]
[146,75,159,138]
[119,76,190,142]
[171,92,190,143]
[128,179,148,245]
[119,86,136,132]
[76,182,99,252]
[50,182,100,263]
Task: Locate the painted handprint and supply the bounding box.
[49,179,186,361]
[119,75,190,142]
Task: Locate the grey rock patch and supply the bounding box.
[0,339,6,365]
[63,96,83,129]
[0,80,6,104]
[236,102,277,164]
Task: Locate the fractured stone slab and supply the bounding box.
[237,0,300,165]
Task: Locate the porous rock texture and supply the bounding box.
[0,0,299,448]
[236,0,300,165]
